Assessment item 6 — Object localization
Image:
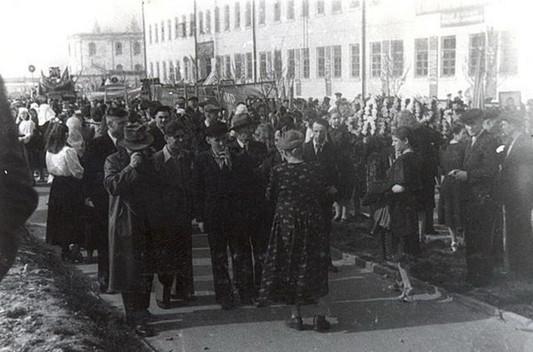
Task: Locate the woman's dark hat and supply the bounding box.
[230,113,255,130]
[205,122,229,137]
[498,111,524,127]
[118,122,154,150]
[278,129,304,150]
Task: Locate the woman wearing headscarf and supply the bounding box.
[258,129,335,332]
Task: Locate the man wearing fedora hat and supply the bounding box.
[193,122,255,309]
[497,111,533,276]
[229,112,269,295]
[104,122,156,337]
[449,109,500,286]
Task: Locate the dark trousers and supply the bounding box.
[208,230,254,302]
[464,198,498,285]
[121,274,153,322]
[321,202,333,265]
[505,202,533,275]
[93,200,110,290]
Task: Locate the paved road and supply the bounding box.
[29,184,533,352]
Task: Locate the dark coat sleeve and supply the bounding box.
[103,153,139,197]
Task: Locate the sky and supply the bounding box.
[0,0,142,78]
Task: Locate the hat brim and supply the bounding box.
[231,120,256,131]
[118,134,154,151]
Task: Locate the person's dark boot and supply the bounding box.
[313,315,331,332]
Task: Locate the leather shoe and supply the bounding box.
[156,299,172,310]
[328,264,339,273]
[135,323,155,337]
[220,298,235,310]
[285,316,304,331]
[313,315,331,332]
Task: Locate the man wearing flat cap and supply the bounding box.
[193,122,255,309]
[449,109,500,286]
[497,112,533,276]
[229,112,269,295]
[104,122,156,337]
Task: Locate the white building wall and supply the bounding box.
[144,0,528,101]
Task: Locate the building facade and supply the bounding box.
[144,0,529,101]
[67,31,145,92]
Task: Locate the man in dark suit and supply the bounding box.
[451,109,500,286]
[193,122,254,309]
[82,107,127,293]
[302,117,339,272]
[498,112,533,276]
[149,120,195,308]
[228,113,269,295]
[147,105,172,151]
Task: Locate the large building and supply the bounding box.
[67,30,145,93]
[144,0,529,102]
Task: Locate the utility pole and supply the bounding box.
[361,0,367,99]
[141,0,148,78]
[252,0,258,83]
[194,0,199,95]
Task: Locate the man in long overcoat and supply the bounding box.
[82,107,127,293]
[149,120,195,308]
[104,122,155,337]
[451,109,500,286]
[498,112,533,276]
[193,122,254,309]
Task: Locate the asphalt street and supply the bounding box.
[28,184,533,352]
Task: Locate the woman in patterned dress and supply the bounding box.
[258,130,335,332]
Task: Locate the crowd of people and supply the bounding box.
[9,90,533,337]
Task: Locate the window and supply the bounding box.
[175,17,179,39]
[274,50,282,78]
[235,2,241,29]
[169,61,174,81]
[246,52,253,79]
[332,0,342,13]
[148,25,152,44]
[175,60,181,80]
[274,1,281,21]
[183,57,189,80]
[216,56,223,76]
[215,7,220,32]
[260,52,267,79]
[115,42,122,55]
[288,49,296,77]
[133,41,141,55]
[168,20,172,40]
[224,5,230,30]
[162,61,167,81]
[134,64,143,72]
[441,35,455,77]
[161,21,165,41]
[287,0,295,19]
[116,64,123,71]
[155,23,159,42]
[415,38,428,77]
[156,61,160,78]
[245,2,252,27]
[190,14,195,37]
[150,62,154,76]
[316,0,325,14]
[302,0,309,17]
[225,55,232,78]
[199,11,204,34]
[88,42,96,56]
[349,0,360,8]
[259,0,266,24]
[317,47,326,78]
[350,44,360,78]
[333,45,342,78]
[235,53,243,78]
[391,40,403,77]
[371,42,381,78]
[302,48,310,78]
[181,15,187,37]
[469,33,485,76]
[205,10,211,33]
[500,31,517,75]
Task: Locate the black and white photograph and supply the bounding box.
[1,0,533,351]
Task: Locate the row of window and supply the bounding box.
[147,0,373,44]
[149,33,517,81]
[87,41,142,57]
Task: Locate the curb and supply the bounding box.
[336,249,533,331]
